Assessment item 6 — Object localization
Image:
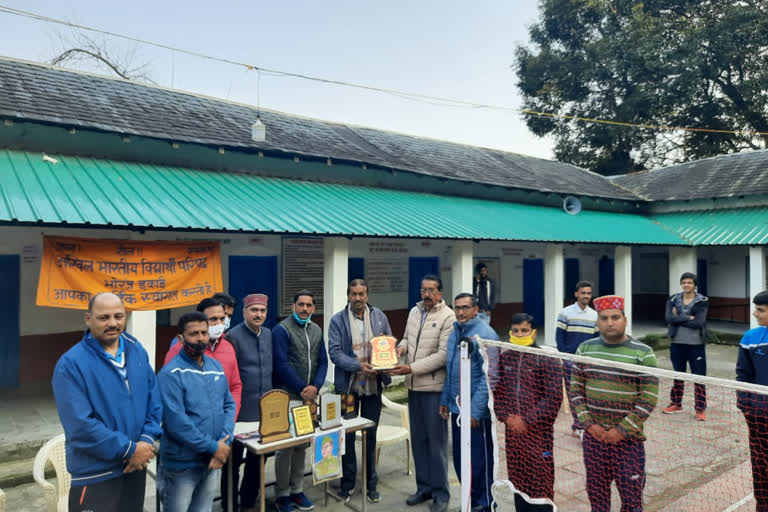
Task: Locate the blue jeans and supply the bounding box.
[669,343,707,411]
[162,465,220,512]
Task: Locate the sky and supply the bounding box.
[0,1,554,159]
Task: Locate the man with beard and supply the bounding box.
[158,311,236,512]
[390,275,455,512]
[328,279,392,503]
[53,292,162,512]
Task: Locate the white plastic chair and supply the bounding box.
[33,433,70,512]
[358,395,412,474]
[0,486,6,512]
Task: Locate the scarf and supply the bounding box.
[348,306,377,396]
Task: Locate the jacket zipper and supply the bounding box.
[304,324,312,384]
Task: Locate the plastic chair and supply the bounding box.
[0,486,6,512]
[33,433,70,512]
[358,395,412,474]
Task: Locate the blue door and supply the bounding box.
[0,255,20,388]
[408,257,439,309]
[697,259,708,297]
[565,258,580,297]
[228,256,279,329]
[523,258,544,326]
[599,256,615,296]
[348,258,365,281]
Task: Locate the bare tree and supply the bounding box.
[49,29,155,83]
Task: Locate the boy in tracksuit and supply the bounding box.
[571,295,658,512]
[736,290,768,512]
[159,311,236,512]
[439,292,498,512]
[494,313,562,512]
[53,292,162,512]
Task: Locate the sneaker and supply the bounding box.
[337,488,353,503]
[367,489,381,503]
[662,404,683,414]
[290,492,315,511]
[275,496,296,512]
[696,410,707,421]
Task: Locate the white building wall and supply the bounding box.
[697,246,748,298]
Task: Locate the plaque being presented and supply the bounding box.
[259,389,292,444]
[319,393,342,430]
[370,335,398,370]
[292,405,315,437]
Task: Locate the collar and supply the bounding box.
[245,322,262,337]
[454,315,483,332]
[84,330,125,361]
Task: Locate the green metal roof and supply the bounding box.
[652,208,768,245]
[0,150,686,244]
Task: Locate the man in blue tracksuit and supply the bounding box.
[736,290,768,512]
[53,292,162,512]
[328,278,392,503]
[439,292,499,512]
[158,311,236,512]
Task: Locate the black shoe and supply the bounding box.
[430,501,448,512]
[336,488,353,503]
[367,489,381,503]
[406,492,430,506]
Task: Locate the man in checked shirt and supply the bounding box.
[571,295,659,512]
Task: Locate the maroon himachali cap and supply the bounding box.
[243,293,268,307]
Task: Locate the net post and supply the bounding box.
[460,338,472,512]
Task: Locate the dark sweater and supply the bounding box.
[225,323,273,421]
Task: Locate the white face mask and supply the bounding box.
[208,323,226,340]
[223,316,231,329]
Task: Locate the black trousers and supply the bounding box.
[222,446,267,509]
[340,393,382,493]
[69,470,146,512]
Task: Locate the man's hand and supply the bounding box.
[211,435,230,467]
[300,385,318,402]
[388,364,411,376]
[689,315,695,320]
[672,307,678,315]
[470,417,480,429]
[439,405,450,420]
[124,441,154,473]
[359,362,377,376]
[504,415,528,435]
[397,344,407,358]
[602,428,625,445]
[587,424,608,441]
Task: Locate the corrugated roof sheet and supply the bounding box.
[0,57,638,200]
[0,150,686,245]
[652,208,768,245]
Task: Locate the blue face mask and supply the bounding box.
[293,311,311,326]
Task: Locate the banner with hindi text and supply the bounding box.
[36,236,223,310]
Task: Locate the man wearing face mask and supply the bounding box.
[158,311,236,512]
[164,297,242,418]
[212,292,237,331]
[493,313,562,512]
[438,293,497,512]
[272,290,328,512]
[222,293,274,511]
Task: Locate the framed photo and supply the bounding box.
[311,429,342,484]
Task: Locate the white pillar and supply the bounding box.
[323,237,349,382]
[668,246,697,295]
[750,246,767,328]
[127,310,157,370]
[451,240,474,305]
[544,244,564,347]
[614,245,633,335]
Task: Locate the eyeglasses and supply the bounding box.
[420,288,438,295]
[454,305,474,312]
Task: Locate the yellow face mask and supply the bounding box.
[508,329,536,346]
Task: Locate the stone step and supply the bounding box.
[0,438,50,464]
[0,457,54,489]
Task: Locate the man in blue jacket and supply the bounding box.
[439,293,498,512]
[272,289,328,512]
[53,292,162,512]
[158,311,236,512]
[328,279,392,503]
[736,290,768,512]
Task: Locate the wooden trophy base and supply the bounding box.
[261,431,292,444]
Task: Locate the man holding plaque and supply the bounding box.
[273,290,328,512]
[390,274,455,512]
[328,278,393,503]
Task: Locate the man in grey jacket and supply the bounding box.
[390,274,455,512]
[328,279,392,503]
[222,293,273,511]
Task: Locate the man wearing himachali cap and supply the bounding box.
[222,293,274,511]
[570,295,659,512]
